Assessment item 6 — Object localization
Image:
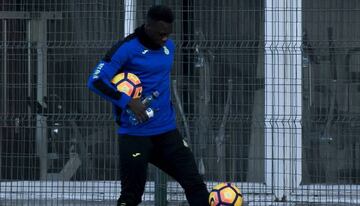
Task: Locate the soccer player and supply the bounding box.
[87,5,209,206]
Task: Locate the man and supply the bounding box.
[87,5,209,206]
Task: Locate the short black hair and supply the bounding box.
[147,5,174,24]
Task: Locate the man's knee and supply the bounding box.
[184,182,209,206]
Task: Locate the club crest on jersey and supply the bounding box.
[163,46,169,55]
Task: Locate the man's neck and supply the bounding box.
[135,25,162,50]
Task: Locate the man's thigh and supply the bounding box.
[149,130,203,186]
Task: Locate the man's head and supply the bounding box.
[144,5,174,47]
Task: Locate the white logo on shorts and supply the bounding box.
[183,139,189,148]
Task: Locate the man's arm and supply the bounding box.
[87,61,131,109]
[87,42,148,121]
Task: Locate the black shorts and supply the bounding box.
[117,129,209,206]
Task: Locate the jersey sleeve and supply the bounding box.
[87,41,132,109]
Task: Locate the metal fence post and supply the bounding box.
[155,169,168,206]
[0,19,6,181]
[152,0,168,204]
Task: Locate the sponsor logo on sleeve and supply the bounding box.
[92,63,104,79]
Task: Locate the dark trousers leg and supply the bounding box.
[117,135,151,206]
[149,129,209,206]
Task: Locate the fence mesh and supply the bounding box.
[1,0,360,205]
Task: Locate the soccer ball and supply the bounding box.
[209,182,243,206]
[111,72,142,98]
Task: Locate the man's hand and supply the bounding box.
[127,98,148,123]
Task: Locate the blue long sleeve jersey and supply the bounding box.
[87,26,176,136]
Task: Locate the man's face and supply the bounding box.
[145,20,172,47]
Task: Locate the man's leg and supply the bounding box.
[149,129,209,206]
[118,135,151,206]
